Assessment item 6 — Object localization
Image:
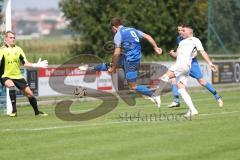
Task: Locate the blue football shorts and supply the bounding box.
[189,58,203,79]
[124,60,140,82]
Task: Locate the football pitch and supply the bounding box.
[0,87,240,160]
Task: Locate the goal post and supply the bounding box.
[0,0,12,115]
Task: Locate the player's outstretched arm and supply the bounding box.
[109,47,121,73]
[199,50,217,72]
[24,58,48,68]
[142,34,162,55]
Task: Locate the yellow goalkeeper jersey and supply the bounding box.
[0,45,28,79]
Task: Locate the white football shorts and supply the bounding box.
[169,63,190,85]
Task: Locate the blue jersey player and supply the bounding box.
[108,18,163,108]
[168,23,223,108]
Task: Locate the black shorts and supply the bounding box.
[1,77,29,90]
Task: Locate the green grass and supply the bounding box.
[0,89,240,160]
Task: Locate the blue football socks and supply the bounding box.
[136,85,153,97]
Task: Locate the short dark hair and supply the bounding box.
[5,30,16,37]
[111,17,122,27]
[183,23,194,30]
[177,21,185,27]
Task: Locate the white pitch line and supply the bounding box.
[0,121,135,132]
[0,110,240,132]
[199,110,240,116]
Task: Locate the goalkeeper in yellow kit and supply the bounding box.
[0,31,48,117]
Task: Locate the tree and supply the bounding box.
[59,0,208,59]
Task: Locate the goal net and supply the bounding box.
[208,0,240,55]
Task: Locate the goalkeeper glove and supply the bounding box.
[32,58,48,68]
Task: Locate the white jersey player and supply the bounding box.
[169,36,204,86]
[159,24,217,117]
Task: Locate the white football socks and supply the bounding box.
[178,88,198,113]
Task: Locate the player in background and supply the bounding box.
[0,31,48,117]
[159,24,219,116]
[168,23,184,108]
[108,17,163,108]
[168,23,223,108]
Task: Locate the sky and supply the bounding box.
[11,0,60,10]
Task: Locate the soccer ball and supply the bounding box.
[73,87,86,98]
